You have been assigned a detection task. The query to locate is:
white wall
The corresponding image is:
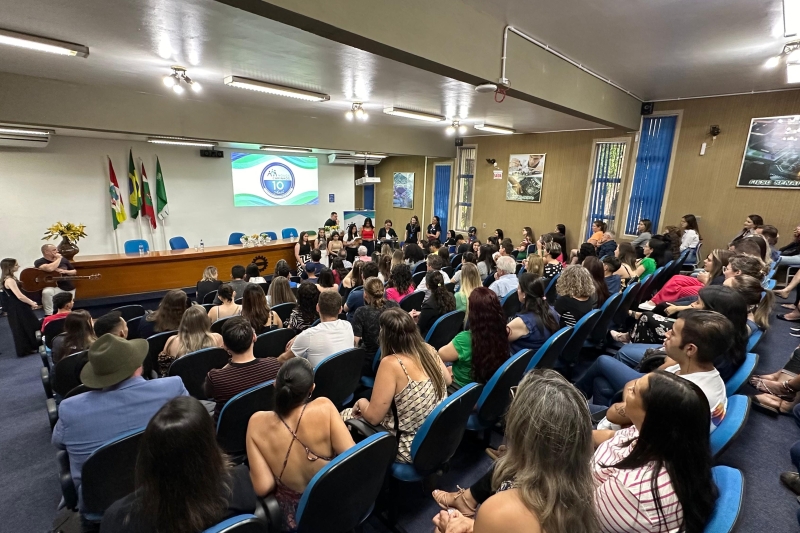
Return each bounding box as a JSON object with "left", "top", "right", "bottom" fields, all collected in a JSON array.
[{"left": 0, "top": 136, "right": 355, "bottom": 267}]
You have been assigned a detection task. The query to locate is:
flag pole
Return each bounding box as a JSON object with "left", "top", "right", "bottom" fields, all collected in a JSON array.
[
  {"left": 114, "top": 228, "right": 120, "bottom": 255},
  {"left": 136, "top": 158, "right": 146, "bottom": 245}
]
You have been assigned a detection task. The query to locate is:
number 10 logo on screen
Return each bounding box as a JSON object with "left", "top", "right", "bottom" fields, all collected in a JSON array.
[{"left": 260, "top": 162, "right": 295, "bottom": 199}]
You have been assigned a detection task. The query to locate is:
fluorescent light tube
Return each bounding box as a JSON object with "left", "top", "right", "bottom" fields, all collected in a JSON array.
[
  {"left": 148, "top": 137, "right": 216, "bottom": 147},
  {"left": 354, "top": 153, "right": 387, "bottom": 158},
  {"left": 0, "top": 126, "right": 51, "bottom": 136},
  {"left": 785, "top": 0, "right": 800, "bottom": 37},
  {"left": 788, "top": 63, "right": 800, "bottom": 83},
  {"left": 259, "top": 145, "right": 313, "bottom": 153},
  {"left": 473, "top": 123, "right": 515, "bottom": 134},
  {"left": 224, "top": 76, "right": 330, "bottom": 102},
  {"left": 0, "top": 29, "right": 88, "bottom": 57},
  {"left": 383, "top": 107, "right": 445, "bottom": 122}
]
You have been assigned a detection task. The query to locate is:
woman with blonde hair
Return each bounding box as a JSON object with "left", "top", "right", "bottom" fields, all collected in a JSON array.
[
  {"left": 159, "top": 305, "right": 223, "bottom": 376},
  {"left": 523, "top": 253, "right": 544, "bottom": 278},
  {"left": 267, "top": 276, "right": 296, "bottom": 307},
  {"left": 391, "top": 249, "right": 404, "bottom": 270},
  {"left": 342, "top": 307, "right": 450, "bottom": 463},
  {"left": 455, "top": 263, "right": 482, "bottom": 316},
  {"left": 196, "top": 266, "right": 222, "bottom": 304},
  {"left": 377, "top": 253, "right": 392, "bottom": 282},
  {"left": 554, "top": 265, "right": 596, "bottom": 327},
  {"left": 432, "top": 370, "right": 597, "bottom": 533},
  {"left": 242, "top": 284, "right": 282, "bottom": 335}
]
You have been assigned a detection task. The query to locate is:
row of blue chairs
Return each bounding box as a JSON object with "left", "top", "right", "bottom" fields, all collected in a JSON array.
[{"left": 120, "top": 229, "right": 301, "bottom": 254}]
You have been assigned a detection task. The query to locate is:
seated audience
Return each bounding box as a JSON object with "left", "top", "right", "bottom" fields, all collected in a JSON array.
[
  {"left": 630, "top": 218, "right": 653, "bottom": 251},
  {"left": 542, "top": 242, "right": 563, "bottom": 279},
  {"left": 342, "top": 308, "right": 449, "bottom": 462},
  {"left": 330, "top": 257, "right": 349, "bottom": 286},
  {"left": 159, "top": 305, "right": 223, "bottom": 376},
  {"left": 208, "top": 284, "right": 242, "bottom": 322},
  {"left": 391, "top": 249, "right": 405, "bottom": 270},
  {"left": 316, "top": 268, "right": 338, "bottom": 293},
  {"left": 583, "top": 256, "right": 610, "bottom": 307},
  {"left": 758, "top": 224, "right": 781, "bottom": 263},
  {"left": 139, "top": 290, "right": 189, "bottom": 339},
  {"left": 42, "top": 292, "right": 74, "bottom": 331},
  {"left": 242, "top": 284, "right": 282, "bottom": 335},
  {"left": 552, "top": 223, "right": 568, "bottom": 253},
  {"left": 245, "top": 263, "right": 267, "bottom": 284},
  {"left": 352, "top": 277, "right": 400, "bottom": 375},
  {"left": 93, "top": 311, "right": 128, "bottom": 339},
  {"left": 355, "top": 245, "right": 372, "bottom": 262},
  {"left": 278, "top": 291, "right": 353, "bottom": 367},
  {"left": 477, "top": 244, "right": 495, "bottom": 281},
  {"left": 633, "top": 239, "right": 664, "bottom": 278},
  {"left": 455, "top": 263, "right": 482, "bottom": 317},
  {"left": 303, "top": 250, "right": 324, "bottom": 281},
  {"left": 750, "top": 346, "right": 800, "bottom": 414},
  {"left": 456, "top": 234, "right": 469, "bottom": 254},
  {"left": 576, "top": 242, "right": 597, "bottom": 265},
  {"left": 554, "top": 265, "right": 596, "bottom": 327},
  {"left": 488, "top": 256, "right": 519, "bottom": 298},
  {"left": 213, "top": 265, "right": 251, "bottom": 305},
  {"left": 508, "top": 273, "right": 560, "bottom": 353},
  {"left": 597, "top": 230, "right": 617, "bottom": 259},
  {"left": 344, "top": 262, "right": 380, "bottom": 320},
  {"left": 569, "top": 220, "right": 606, "bottom": 263},
  {"left": 341, "top": 260, "right": 364, "bottom": 290},
  {"left": 777, "top": 224, "right": 800, "bottom": 269},
  {"left": 196, "top": 266, "right": 223, "bottom": 304},
  {"left": 437, "top": 246, "right": 451, "bottom": 267},
  {"left": 449, "top": 252, "right": 476, "bottom": 286},
  {"left": 602, "top": 256, "right": 622, "bottom": 294},
  {"left": 638, "top": 249, "right": 733, "bottom": 308},
  {"left": 415, "top": 254, "right": 452, "bottom": 293},
  {"left": 285, "top": 282, "right": 320, "bottom": 333},
  {"left": 679, "top": 214, "right": 701, "bottom": 251},
  {"left": 614, "top": 243, "right": 637, "bottom": 287},
  {"left": 246, "top": 359, "right": 355, "bottom": 531},
  {"left": 729, "top": 214, "right": 762, "bottom": 247},
  {"left": 101, "top": 396, "right": 256, "bottom": 533},
  {"left": 431, "top": 370, "right": 597, "bottom": 533},
  {"left": 377, "top": 253, "right": 392, "bottom": 282},
  {"left": 52, "top": 334, "right": 188, "bottom": 514},
  {"left": 403, "top": 243, "right": 426, "bottom": 269},
  {"left": 515, "top": 226, "right": 535, "bottom": 255},
  {"left": 522, "top": 253, "right": 544, "bottom": 278},
  {"left": 52, "top": 309, "right": 96, "bottom": 364},
  {"left": 439, "top": 288, "right": 510, "bottom": 391},
  {"left": 415, "top": 271, "right": 457, "bottom": 337},
  {"left": 205, "top": 317, "right": 281, "bottom": 420},
  {"left": 724, "top": 274, "right": 774, "bottom": 329},
  {"left": 386, "top": 264, "right": 415, "bottom": 303},
  {"left": 273, "top": 260, "right": 297, "bottom": 289},
  {"left": 267, "top": 276, "right": 296, "bottom": 307},
  {"left": 337, "top": 248, "right": 353, "bottom": 269}
]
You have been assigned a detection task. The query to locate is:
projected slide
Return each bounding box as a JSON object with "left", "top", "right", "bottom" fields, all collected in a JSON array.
[{"left": 231, "top": 152, "right": 319, "bottom": 206}]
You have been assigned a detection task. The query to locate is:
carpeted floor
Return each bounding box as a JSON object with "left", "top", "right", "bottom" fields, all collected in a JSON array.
[{"left": 1, "top": 294, "right": 799, "bottom": 532}]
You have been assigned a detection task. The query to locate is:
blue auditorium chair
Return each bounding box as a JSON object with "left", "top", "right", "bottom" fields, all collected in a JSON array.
[
  {"left": 202, "top": 514, "right": 268, "bottom": 533},
  {"left": 263, "top": 231, "right": 278, "bottom": 240},
  {"left": 524, "top": 326, "right": 572, "bottom": 372},
  {"left": 253, "top": 328, "right": 296, "bottom": 359},
  {"left": 228, "top": 232, "right": 245, "bottom": 245},
  {"left": 703, "top": 466, "right": 744, "bottom": 533},
  {"left": 725, "top": 352, "right": 758, "bottom": 396},
  {"left": 710, "top": 395, "right": 750, "bottom": 458},
  {"left": 216, "top": 381, "right": 275, "bottom": 460},
  {"left": 124, "top": 239, "right": 149, "bottom": 253},
  {"left": 282, "top": 228, "right": 298, "bottom": 239},
  {"left": 424, "top": 310, "right": 465, "bottom": 351},
  {"left": 311, "top": 348, "right": 364, "bottom": 408},
  {"left": 167, "top": 347, "right": 229, "bottom": 399}
]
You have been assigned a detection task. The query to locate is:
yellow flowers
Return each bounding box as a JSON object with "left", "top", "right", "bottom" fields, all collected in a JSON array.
[{"left": 43, "top": 222, "right": 87, "bottom": 242}]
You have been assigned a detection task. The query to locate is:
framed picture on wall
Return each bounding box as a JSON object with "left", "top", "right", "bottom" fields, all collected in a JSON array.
[
  {"left": 506, "top": 154, "right": 546, "bottom": 202},
  {"left": 393, "top": 172, "right": 415, "bottom": 208},
  {"left": 737, "top": 115, "right": 800, "bottom": 189}
]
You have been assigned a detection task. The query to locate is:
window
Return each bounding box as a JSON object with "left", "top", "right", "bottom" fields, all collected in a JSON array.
[
  {"left": 585, "top": 141, "right": 627, "bottom": 239},
  {"left": 624, "top": 115, "right": 678, "bottom": 235},
  {"left": 453, "top": 146, "right": 476, "bottom": 231}
]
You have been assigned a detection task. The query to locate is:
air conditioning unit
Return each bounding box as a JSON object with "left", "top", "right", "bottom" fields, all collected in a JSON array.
[
  {"left": 0, "top": 133, "right": 50, "bottom": 148},
  {"left": 327, "top": 153, "right": 384, "bottom": 166}
]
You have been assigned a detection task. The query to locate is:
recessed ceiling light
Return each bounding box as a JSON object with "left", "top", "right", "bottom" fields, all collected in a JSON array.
[
  {"left": 383, "top": 107, "right": 446, "bottom": 122},
  {"left": 474, "top": 123, "right": 515, "bottom": 135},
  {"left": 354, "top": 153, "right": 387, "bottom": 158},
  {"left": 148, "top": 137, "right": 216, "bottom": 147},
  {"left": 765, "top": 56, "right": 781, "bottom": 69},
  {"left": 259, "top": 145, "right": 313, "bottom": 153},
  {"left": 0, "top": 28, "right": 89, "bottom": 57},
  {"left": 0, "top": 126, "right": 52, "bottom": 136},
  {"left": 788, "top": 63, "right": 800, "bottom": 83},
  {"left": 224, "top": 76, "right": 330, "bottom": 102}
]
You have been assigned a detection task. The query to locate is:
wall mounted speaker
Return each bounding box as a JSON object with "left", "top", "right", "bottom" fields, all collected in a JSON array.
[
  {"left": 641, "top": 102, "right": 654, "bottom": 115},
  {"left": 200, "top": 149, "right": 224, "bottom": 158}
]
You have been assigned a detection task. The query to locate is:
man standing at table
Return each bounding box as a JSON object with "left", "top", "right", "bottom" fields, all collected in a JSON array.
[
  {"left": 324, "top": 212, "right": 339, "bottom": 228},
  {"left": 34, "top": 244, "right": 77, "bottom": 316}
]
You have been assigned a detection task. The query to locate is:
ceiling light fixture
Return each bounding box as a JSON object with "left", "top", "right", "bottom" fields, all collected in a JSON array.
[
  {"left": 259, "top": 145, "right": 313, "bottom": 153},
  {"left": 148, "top": 137, "right": 216, "bottom": 147},
  {"left": 785, "top": 0, "right": 800, "bottom": 37},
  {"left": 224, "top": 76, "right": 330, "bottom": 102},
  {"left": 354, "top": 153, "right": 387, "bottom": 158},
  {"left": 445, "top": 120, "right": 467, "bottom": 135},
  {"left": 474, "top": 123, "right": 516, "bottom": 135},
  {"left": 0, "top": 28, "right": 89, "bottom": 57},
  {"left": 0, "top": 126, "right": 52, "bottom": 136},
  {"left": 346, "top": 103, "right": 368, "bottom": 121},
  {"left": 765, "top": 56, "right": 781, "bottom": 69},
  {"left": 383, "top": 107, "right": 446, "bottom": 123},
  {"left": 163, "top": 66, "right": 201, "bottom": 94}
]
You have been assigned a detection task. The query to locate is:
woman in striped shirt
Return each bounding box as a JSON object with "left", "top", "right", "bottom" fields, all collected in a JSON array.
[{"left": 593, "top": 370, "right": 717, "bottom": 533}]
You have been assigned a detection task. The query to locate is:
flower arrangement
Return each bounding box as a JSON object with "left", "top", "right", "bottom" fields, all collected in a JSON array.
[
  {"left": 240, "top": 233, "right": 272, "bottom": 247},
  {"left": 42, "top": 222, "right": 87, "bottom": 243}
]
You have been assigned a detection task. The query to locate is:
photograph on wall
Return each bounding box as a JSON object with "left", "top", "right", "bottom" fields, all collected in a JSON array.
[
  {"left": 506, "top": 154, "right": 546, "bottom": 202},
  {"left": 738, "top": 115, "right": 800, "bottom": 189},
  {"left": 393, "top": 172, "right": 415, "bottom": 209}
]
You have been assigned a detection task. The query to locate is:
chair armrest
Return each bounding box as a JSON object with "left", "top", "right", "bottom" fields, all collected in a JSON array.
[
  {"left": 57, "top": 450, "right": 78, "bottom": 511},
  {"left": 254, "top": 496, "right": 282, "bottom": 533},
  {"left": 41, "top": 366, "right": 53, "bottom": 399},
  {"left": 47, "top": 398, "right": 58, "bottom": 431},
  {"left": 345, "top": 418, "right": 386, "bottom": 443}
]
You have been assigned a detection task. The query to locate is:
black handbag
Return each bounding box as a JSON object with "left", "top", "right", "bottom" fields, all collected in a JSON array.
[{"left": 636, "top": 347, "right": 667, "bottom": 373}]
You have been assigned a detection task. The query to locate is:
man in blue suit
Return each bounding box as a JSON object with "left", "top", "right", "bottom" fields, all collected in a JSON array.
[{"left": 52, "top": 333, "right": 188, "bottom": 516}]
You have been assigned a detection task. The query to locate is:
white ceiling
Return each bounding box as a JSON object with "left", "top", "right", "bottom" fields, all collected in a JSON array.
[
  {"left": 467, "top": 0, "right": 794, "bottom": 100},
  {"left": 0, "top": 0, "right": 608, "bottom": 139}
]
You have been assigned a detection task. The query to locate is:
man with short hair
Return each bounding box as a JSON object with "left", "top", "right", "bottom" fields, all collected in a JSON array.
[
  {"left": 278, "top": 291, "right": 354, "bottom": 367},
  {"left": 304, "top": 249, "right": 323, "bottom": 282},
  {"left": 337, "top": 249, "right": 353, "bottom": 269},
  {"left": 214, "top": 265, "right": 251, "bottom": 304},
  {"left": 34, "top": 244, "right": 78, "bottom": 315},
  {"left": 204, "top": 317, "right": 281, "bottom": 420},
  {"left": 597, "top": 231, "right": 617, "bottom": 258},
  {"left": 489, "top": 256, "right": 519, "bottom": 298},
  {"left": 324, "top": 212, "right": 339, "bottom": 228},
  {"left": 455, "top": 234, "right": 469, "bottom": 254},
  {"left": 52, "top": 334, "right": 188, "bottom": 514},
  {"left": 344, "top": 262, "right": 379, "bottom": 320},
  {"left": 93, "top": 311, "right": 128, "bottom": 338},
  {"left": 41, "top": 292, "right": 74, "bottom": 331},
  {"left": 414, "top": 254, "right": 451, "bottom": 293}
]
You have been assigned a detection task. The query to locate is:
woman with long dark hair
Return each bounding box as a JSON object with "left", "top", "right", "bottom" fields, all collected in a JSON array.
[
  {"left": 593, "top": 371, "right": 717, "bottom": 533},
  {"left": 360, "top": 217, "right": 376, "bottom": 256},
  {"left": 405, "top": 215, "right": 421, "bottom": 245},
  {"left": 615, "top": 242, "right": 637, "bottom": 287},
  {"left": 680, "top": 214, "right": 701, "bottom": 252},
  {"left": 316, "top": 269, "right": 338, "bottom": 293},
  {"left": 477, "top": 244, "right": 496, "bottom": 281},
  {"left": 415, "top": 271, "right": 456, "bottom": 337},
  {"left": 342, "top": 260, "right": 364, "bottom": 290},
  {"left": 247, "top": 359, "right": 354, "bottom": 532},
  {"left": 52, "top": 310, "right": 96, "bottom": 364},
  {"left": 208, "top": 284, "right": 241, "bottom": 321},
  {"left": 377, "top": 253, "right": 392, "bottom": 282},
  {"left": 386, "top": 264, "right": 414, "bottom": 303},
  {"left": 633, "top": 239, "right": 664, "bottom": 278},
  {"left": 285, "top": 282, "right": 319, "bottom": 333},
  {"left": 343, "top": 224, "right": 360, "bottom": 264},
  {"left": 353, "top": 277, "right": 399, "bottom": 375},
  {"left": 244, "top": 263, "right": 266, "bottom": 284},
  {"left": 1, "top": 258, "right": 42, "bottom": 356},
  {"left": 426, "top": 216, "right": 442, "bottom": 244},
  {"left": 241, "top": 284, "right": 282, "bottom": 335},
  {"left": 516, "top": 226, "right": 535, "bottom": 255},
  {"left": 730, "top": 214, "right": 763, "bottom": 247},
  {"left": 583, "top": 256, "right": 610, "bottom": 307},
  {"left": 330, "top": 257, "right": 348, "bottom": 286},
  {"left": 101, "top": 396, "right": 257, "bottom": 533},
  {"left": 630, "top": 219, "right": 653, "bottom": 250},
  {"left": 507, "top": 273, "right": 560, "bottom": 353},
  {"left": 439, "top": 288, "right": 510, "bottom": 391},
  {"left": 139, "top": 290, "right": 189, "bottom": 339},
  {"left": 450, "top": 251, "right": 477, "bottom": 286},
  {"left": 294, "top": 231, "right": 316, "bottom": 272},
  {"left": 637, "top": 249, "right": 733, "bottom": 309}
]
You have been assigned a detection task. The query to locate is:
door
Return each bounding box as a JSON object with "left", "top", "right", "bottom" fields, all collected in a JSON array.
[{"left": 433, "top": 164, "right": 452, "bottom": 239}]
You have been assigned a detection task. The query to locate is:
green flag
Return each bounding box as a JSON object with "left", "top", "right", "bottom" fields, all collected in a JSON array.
[
  {"left": 155, "top": 157, "right": 169, "bottom": 221},
  {"left": 128, "top": 149, "right": 140, "bottom": 219}
]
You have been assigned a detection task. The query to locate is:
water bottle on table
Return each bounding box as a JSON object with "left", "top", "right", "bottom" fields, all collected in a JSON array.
[
  {"left": 138, "top": 244, "right": 144, "bottom": 256},
  {"left": 200, "top": 239, "right": 205, "bottom": 252}
]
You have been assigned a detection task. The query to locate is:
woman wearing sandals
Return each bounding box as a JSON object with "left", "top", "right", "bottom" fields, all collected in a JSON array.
[{"left": 750, "top": 345, "right": 800, "bottom": 415}]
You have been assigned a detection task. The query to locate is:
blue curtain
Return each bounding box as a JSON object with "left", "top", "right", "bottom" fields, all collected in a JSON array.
[
  {"left": 433, "top": 165, "right": 452, "bottom": 239},
  {"left": 625, "top": 115, "right": 678, "bottom": 234},
  {"left": 363, "top": 165, "right": 375, "bottom": 209},
  {"left": 586, "top": 142, "right": 625, "bottom": 240}
]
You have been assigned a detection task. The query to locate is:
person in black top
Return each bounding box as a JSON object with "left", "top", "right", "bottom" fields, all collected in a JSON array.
[
  {"left": 100, "top": 396, "right": 256, "bottom": 533},
  {"left": 196, "top": 266, "right": 223, "bottom": 304},
  {"left": 467, "top": 226, "right": 478, "bottom": 243},
  {"left": 323, "top": 211, "right": 339, "bottom": 228},
  {"left": 426, "top": 216, "right": 442, "bottom": 244},
  {"left": 378, "top": 219, "right": 399, "bottom": 248},
  {"left": 34, "top": 243, "right": 77, "bottom": 315},
  {"left": 405, "top": 215, "right": 421, "bottom": 245}
]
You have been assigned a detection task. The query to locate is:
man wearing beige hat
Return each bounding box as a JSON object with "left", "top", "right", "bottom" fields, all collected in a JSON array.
[{"left": 52, "top": 333, "right": 188, "bottom": 513}]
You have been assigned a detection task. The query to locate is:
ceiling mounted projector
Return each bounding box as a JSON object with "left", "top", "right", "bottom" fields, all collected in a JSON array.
[{"left": 475, "top": 83, "right": 498, "bottom": 93}]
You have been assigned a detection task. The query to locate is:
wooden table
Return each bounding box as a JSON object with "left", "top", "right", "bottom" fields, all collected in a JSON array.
[{"left": 71, "top": 240, "right": 296, "bottom": 299}]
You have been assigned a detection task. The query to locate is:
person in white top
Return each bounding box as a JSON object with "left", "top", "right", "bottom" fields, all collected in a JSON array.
[
  {"left": 679, "top": 214, "right": 701, "bottom": 252},
  {"left": 414, "top": 254, "right": 451, "bottom": 293},
  {"left": 488, "top": 256, "right": 520, "bottom": 298},
  {"left": 277, "top": 291, "right": 353, "bottom": 367}
]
